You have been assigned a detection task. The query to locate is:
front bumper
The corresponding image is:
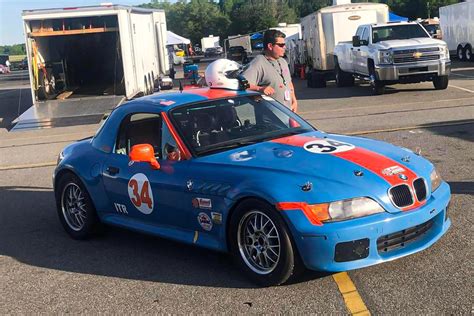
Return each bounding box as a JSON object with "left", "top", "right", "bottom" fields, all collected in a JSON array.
[
  {"left": 285, "top": 181, "right": 451, "bottom": 272},
  {"left": 375, "top": 59, "right": 451, "bottom": 81}
]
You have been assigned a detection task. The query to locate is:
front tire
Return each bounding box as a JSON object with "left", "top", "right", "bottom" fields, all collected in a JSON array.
[
  {"left": 433, "top": 75, "right": 449, "bottom": 90},
  {"left": 369, "top": 66, "right": 385, "bottom": 95},
  {"left": 229, "top": 199, "right": 298, "bottom": 286},
  {"left": 55, "top": 173, "right": 100, "bottom": 240}
]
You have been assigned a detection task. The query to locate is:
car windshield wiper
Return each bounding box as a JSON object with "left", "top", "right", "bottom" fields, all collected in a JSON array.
[{"left": 197, "top": 140, "right": 259, "bottom": 156}]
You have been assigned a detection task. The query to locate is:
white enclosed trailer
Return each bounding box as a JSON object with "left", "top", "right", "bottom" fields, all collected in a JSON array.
[
  {"left": 301, "top": 2, "right": 388, "bottom": 87},
  {"left": 201, "top": 35, "right": 220, "bottom": 52},
  {"left": 21, "top": 5, "right": 169, "bottom": 111},
  {"left": 439, "top": 0, "right": 474, "bottom": 61},
  {"left": 227, "top": 35, "right": 252, "bottom": 53}
]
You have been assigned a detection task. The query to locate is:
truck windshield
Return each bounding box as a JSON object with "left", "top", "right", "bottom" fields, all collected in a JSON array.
[{"left": 372, "top": 25, "right": 430, "bottom": 43}]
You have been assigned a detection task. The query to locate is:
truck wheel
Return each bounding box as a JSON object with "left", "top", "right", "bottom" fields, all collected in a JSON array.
[
  {"left": 433, "top": 75, "right": 449, "bottom": 90},
  {"left": 457, "top": 46, "right": 465, "bottom": 61},
  {"left": 369, "top": 68, "right": 385, "bottom": 95},
  {"left": 37, "top": 70, "right": 57, "bottom": 100},
  {"left": 229, "top": 198, "right": 300, "bottom": 286},
  {"left": 464, "top": 45, "right": 473, "bottom": 61},
  {"left": 313, "top": 72, "right": 326, "bottom": 88},
  {"left": 306, "top": 72, "right": 314, "bottom": 88},
  {"left": 335, "top": 63, "right": 354, "bottom": 87}
]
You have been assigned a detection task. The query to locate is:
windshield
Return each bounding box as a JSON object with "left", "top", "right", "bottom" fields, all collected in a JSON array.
[
  {"left": 372, "top": 24, "right": 430, "bottom": 43},
  {"left": 170, "top": 95, "right": 314, "bottom": 156}
]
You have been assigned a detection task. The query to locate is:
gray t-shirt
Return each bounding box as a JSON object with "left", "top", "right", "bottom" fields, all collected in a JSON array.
[{"left": 242, "top": 55, "right": 292, "bottom": 108}]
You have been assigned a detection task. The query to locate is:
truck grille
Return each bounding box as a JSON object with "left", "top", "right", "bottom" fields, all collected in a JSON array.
[
  {"left": 393, "top": 47, "right": 440, "bottom": 64},
  {"left": 389, "top": 178, "right": 428, "bottom": 209},
  {"left": 377, "top": 218, "right": 434, "bottom": 252}
]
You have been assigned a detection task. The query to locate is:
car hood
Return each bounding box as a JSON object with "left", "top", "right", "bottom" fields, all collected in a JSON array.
[
  {"left": 196, "top": 131, "right": 432, "bottom": 210},
  {"left": 377, "top": 37, "right": 444, "bottom": 49}
]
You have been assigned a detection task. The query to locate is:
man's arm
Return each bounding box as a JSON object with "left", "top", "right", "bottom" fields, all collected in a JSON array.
[{"left": 289, "top": 81, "right": 298, "bottom": 113}]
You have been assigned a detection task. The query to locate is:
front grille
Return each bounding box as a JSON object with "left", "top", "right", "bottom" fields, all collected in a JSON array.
[
  {"left": 393, "top": 47, "right": 440, "bottom": 64},
  {"left": 377, "top": 219, "right": 434, "bottom": 252},
  {"left": 389, "top": 184, "right": 413, "bottom": 207},
  {"left": 413, "top": 178, "right": 427, "bottom": 202}
]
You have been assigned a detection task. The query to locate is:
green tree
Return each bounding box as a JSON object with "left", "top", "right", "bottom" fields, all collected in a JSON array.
[{"left": 229, "top": 0, "right": 298, "bottom": 35}]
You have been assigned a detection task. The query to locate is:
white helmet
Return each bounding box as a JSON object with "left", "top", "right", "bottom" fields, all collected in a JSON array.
[{"left": 205, "top": 58, "right": 249, "bottom": 90}]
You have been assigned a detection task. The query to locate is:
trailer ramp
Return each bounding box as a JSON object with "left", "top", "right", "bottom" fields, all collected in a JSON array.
[{"left": 11, "top": 95, "right": 124, "bottom": 131}]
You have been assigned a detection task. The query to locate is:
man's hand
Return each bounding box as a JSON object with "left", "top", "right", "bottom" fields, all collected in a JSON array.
[
  {"left": 291, "top": 99, "right": 298, "bottom": 113},
  {"left": 259, "top": 85, "right": 275, "bottom": 96}
]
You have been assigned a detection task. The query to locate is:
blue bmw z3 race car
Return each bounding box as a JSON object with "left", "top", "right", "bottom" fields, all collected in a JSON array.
[{"left": 53, "top": 60, "right": 451, "bottom": 286}]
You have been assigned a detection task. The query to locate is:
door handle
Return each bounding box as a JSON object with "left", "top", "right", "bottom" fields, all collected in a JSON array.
[
  {"left": 357, "top": 49, "right": 361, "bottom": 51},
  {"left": 106, "top": 166, "right": 120, "bottom": 175}
]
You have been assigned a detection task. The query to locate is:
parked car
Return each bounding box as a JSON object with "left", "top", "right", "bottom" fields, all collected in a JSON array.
[
  {"left": 0, "top": 64, "right": 10, "bottom": 74},
  {"left": 204, "top": 47, "right": 221, "bottom": 57},
  {"left": 227, "top": 46, "right": 249, "bottom": 64},
  {"left": 53, "top": 60, "right": 451, "bottom": 286},
  {"left": 17, "top": 57, "right": 28, "bottom": 70}
]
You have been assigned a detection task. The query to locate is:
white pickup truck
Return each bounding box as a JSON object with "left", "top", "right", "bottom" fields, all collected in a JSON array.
[{"left": 334, "top": 22, "right": 451, "bottom": 94}]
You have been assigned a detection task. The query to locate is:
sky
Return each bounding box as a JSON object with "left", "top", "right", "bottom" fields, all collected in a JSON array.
[{"left": 0, "top": 0, "right": 150, "bottom": 45}]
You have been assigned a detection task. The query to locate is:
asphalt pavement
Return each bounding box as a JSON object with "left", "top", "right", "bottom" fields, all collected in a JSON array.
[{"left": 0, "top": 60, "right": 472, "bottom": 313}]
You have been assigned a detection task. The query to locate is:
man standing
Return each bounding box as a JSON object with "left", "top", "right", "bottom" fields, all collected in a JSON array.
[{"left": 243, "top": 30, "right": 297, "bottom": 112}]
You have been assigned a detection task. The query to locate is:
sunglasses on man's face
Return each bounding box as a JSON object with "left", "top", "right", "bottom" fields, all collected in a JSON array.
[{"left": 273, "top": 43, "right": 286, "bottom": 47}]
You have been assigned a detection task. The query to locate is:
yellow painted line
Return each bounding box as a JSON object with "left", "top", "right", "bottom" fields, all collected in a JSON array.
[
  {"left": 345, "top": 120, "right": 474, "bottom": 136},
  {"left": 0, "top": 161, "right": 56, "bottom": 171},
  {"left": 193, "top": 231, "right": 199, "bottom": 243},
  {"left": 333, "top": 272, "right": 370, "bottom": 315}
]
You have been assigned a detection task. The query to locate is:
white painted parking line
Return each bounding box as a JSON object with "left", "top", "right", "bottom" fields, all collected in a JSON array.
[
  {"left": 449, "top": 84, "right": 474, "bottom": 93},
  {"left": 450, "top": 73, "right": 474, "bottom": 78}
]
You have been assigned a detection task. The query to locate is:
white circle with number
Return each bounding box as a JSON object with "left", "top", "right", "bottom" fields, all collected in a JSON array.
[
  {"left": 303, "top": 139, "right": 355, "bottom": 154},
  {"left": 127, "top": 173, "right": 154, "bottom": 214}
]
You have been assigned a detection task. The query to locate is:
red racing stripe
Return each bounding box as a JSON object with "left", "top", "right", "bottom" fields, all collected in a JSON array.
[
  {"left": 272, "top": 135, "right": 425, "bottom": 211},
  {"left": 184, "top": 88, "right": 239, "bottom": 99}
]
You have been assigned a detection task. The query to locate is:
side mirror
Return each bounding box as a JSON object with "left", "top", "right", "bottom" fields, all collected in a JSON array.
[
  {"left": 129, "top": 144, "right": 160, "bottom": 170},
  {"left": 352, "top": 36, "right": 361, "bottom": 47}
]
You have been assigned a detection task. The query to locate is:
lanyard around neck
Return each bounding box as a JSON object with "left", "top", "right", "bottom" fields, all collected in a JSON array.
[{"left": 265, "top": 57, "right": 287, "bottom": 86}]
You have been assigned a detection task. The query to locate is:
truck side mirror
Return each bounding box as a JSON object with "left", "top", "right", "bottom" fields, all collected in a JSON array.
[{"left": 352, "top": 36, "right": 361, "bottom": 47}]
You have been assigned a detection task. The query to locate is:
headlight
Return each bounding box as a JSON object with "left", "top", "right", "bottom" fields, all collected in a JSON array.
[
  {"left": 440, "top": 45, "right": 449, "bottom": 59},
  {"left": 430, "top": 168, "right": 442, "bottom": 192},
  {"left": 307, "top": 197, "right": 385, "bottom": 223},
  {"left": 379, "top": 50, "right": 393, "bottom": 65},
  {"left": 56, "top": 151, "right": 64, "bottom": 165}
]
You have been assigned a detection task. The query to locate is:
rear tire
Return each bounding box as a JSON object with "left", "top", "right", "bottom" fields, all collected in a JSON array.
[
  {"left": 457, "top": 45, "right": 465, "bottom": 61},
  {"left": 312, "top": 71, "right": 326, "bottom": 88},
  {"left": 464, "top": 45, "right": 473, "bottom": 61},
  {"left": 433, "top": 75, "right": 449, "bottom": 90},
  {"left": 229, "top": 199, "right": 299, "bottom": 286},
  {"left": 335, "top": 62, "right": 354, "bottom": 87}
]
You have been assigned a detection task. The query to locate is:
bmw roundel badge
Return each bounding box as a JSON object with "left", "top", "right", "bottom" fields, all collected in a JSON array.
[{"left": 398, "top": 174, "right": 408, "bottom": 181}]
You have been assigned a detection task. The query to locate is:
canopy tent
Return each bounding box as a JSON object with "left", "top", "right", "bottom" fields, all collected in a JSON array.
[
  {"left": 167, "top": 31, "right": 190, "bottom": 46},
  {"left": 389, "top": 12, "right": 409, "bottom": 22}
]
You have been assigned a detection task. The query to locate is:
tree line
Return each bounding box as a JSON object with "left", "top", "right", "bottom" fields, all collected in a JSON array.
[
  {"left": 141, "top": 0, "right": 461, "bottom": 46},
  {"left": 0, "top": 0, "right": 461, "bottom": 52}
]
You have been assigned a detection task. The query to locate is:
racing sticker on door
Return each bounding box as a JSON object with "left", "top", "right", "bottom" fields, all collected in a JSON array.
[
  {"left": 128, "top": 173, "right": 154, "bottom": 214},
  {"left": 303, "top": 139, "right": 355, "bottom": 154}
]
